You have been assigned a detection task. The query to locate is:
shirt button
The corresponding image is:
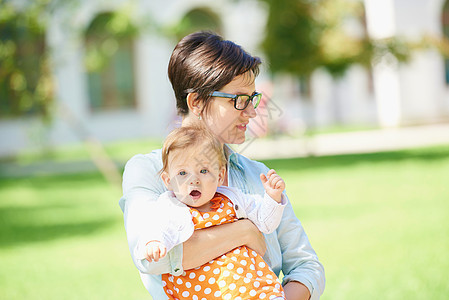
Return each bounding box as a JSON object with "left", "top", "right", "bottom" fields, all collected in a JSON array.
[{"left": 235, "top": 205, "right": 239, "bottom": 210}]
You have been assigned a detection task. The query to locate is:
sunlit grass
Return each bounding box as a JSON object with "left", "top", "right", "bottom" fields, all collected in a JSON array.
[
  {"left": 1, "top": 145, "right": 448, "bottom": 299},
  {"left": 264, "top": 146, "right": 449, "bottom": 299},
  {"left": 3, "top": 138, "right": 163, "bottom": 165},
  {"left": 0, "top": 174, "right": 149, "bottom": 300}
]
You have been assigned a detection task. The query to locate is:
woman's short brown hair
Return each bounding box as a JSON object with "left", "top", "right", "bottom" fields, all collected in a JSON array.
[{"left": 168, "top": 31, "right": 261, "bottom": 116}]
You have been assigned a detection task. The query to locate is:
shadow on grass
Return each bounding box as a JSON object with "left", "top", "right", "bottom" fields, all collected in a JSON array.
[
  {"left": 0, "top": 173, "right": 119, "bottom": 249},
  {"left": 261, "top": 146, "right": 449, "bottom": 171},
  {"left": 0, "top": 204, "right": 116, "bottom": 249}
]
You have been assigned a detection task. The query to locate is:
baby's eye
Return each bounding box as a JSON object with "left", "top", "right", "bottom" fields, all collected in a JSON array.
[
  {"left": 200, "top": 169, "right": 208, "bottom": 174},
  {"left": 178, "top": 171, "right": 186, "bottom": 176}
]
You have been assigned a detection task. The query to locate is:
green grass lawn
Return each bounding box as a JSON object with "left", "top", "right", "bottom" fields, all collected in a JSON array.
[{"left": 1, "top": 145, "right": 448, "bottom": 299}]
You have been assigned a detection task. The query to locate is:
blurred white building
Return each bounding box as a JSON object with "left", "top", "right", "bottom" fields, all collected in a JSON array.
[
  {"left": 0, "top": 0, "right": 448, "bottom": 157},
  {"left": 282, "top": 0, "right": 449, "bottom": 131}
]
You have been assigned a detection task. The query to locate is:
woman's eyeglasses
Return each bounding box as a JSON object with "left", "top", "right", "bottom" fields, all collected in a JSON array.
[{"left": 209, "top": 91, "right": 262, "bottom": 110}]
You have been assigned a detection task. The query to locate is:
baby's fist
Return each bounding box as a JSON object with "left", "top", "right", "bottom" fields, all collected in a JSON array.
[
  {"left": 260, "top": 169, "right": 285, "bottom": 202},
  {"left": 145, "top": 241, "right": 167, "bottom": 262}
]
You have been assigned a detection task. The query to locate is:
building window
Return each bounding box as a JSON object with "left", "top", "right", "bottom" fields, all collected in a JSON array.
[
  {"left": 298, "top": 76, "right": 312, "bottom": 99},
  {"left": 174, "top": 8, "right": 222, "bottom": 40},
  {"left": 84, "top": 12, "right": 137, "bottom": 111},
  {"left": 0, "top": 13, "right": 50, "bottom": 118},
  {"left": 443, "top": 1, "right": 449, "bottom": 84}
]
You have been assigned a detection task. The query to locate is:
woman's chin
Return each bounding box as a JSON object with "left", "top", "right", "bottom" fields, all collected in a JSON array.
[
  {"left": 225, "top": 139, "right": 245, "bottom": 145},
  {"left": 225, "top": 133, "right": 247, "bottom": 145},
  {"left": 233, "top": 138, "right": 246, "bottom": 145}
]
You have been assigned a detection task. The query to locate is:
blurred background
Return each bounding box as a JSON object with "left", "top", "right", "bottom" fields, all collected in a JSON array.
[{"left": 1, "top": 0, "right": 448, "bottom": 299}]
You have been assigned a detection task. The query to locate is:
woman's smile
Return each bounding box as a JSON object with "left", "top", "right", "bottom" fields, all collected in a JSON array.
[{"left": 237, "top": 122, "right": 248, "bottom": 131}]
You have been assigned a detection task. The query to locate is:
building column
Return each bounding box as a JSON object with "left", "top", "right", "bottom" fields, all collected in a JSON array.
[{"left": 364, "top": 0, "right": 402, "bottom": 127}]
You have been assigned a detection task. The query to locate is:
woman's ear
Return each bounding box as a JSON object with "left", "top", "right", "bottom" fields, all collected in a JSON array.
[
  {"left": 161, "top": 172, "right": 172, "bottom": 190},
  {"left": 186, "top": 93, "right": 203, "bottom": 117}
]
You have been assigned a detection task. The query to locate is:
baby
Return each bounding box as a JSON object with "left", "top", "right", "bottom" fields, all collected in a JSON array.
[{"left": 145, "top": 126, "right": 287, "bottom": 299}]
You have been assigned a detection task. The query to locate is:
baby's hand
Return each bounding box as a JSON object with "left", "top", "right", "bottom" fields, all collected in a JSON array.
[
  {"left": 144, "top": 241, "right": 167, "bottom": 262},
  {"left": 260, "top": 169, "right": 285, "bottom": 203}
]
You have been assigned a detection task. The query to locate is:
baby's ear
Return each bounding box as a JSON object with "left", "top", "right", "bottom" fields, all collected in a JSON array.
[
  {"left": 161, "top": 172, "right": 171, "bottom": 189},
  {"left": 218, "top": 166, "right": 226, "bottom": 186}
]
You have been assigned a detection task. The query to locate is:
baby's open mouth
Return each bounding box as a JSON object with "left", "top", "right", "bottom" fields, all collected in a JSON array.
[{"left": 189, "top": 190, "right": 201, "bottom": 200}]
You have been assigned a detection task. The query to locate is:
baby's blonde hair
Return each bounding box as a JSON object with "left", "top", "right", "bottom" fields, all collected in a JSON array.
[{"left": 161, "top": 125, "right": 226, "bottom": 174}]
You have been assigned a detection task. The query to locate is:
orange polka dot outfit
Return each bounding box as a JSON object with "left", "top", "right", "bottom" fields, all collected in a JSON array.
[{"left": 162, "top": 193, "right": 285, "bottom": 300}]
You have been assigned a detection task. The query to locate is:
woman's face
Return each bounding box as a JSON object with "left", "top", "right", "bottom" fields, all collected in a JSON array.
[{"left": 203, "top": 72, "right": 257, "bottom": 145}]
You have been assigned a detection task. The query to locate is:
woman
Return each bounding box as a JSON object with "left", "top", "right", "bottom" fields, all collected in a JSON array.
[{"left": 120, "top": 31, "right": 325, "bottom": 300}]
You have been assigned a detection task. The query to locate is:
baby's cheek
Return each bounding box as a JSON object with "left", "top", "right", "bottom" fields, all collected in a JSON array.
[
  {"left": 172, "top": 175, "right": 189, "bottom": 186},
  {"left": 174, "top": 192, "right": 190, "bottom": 204}
]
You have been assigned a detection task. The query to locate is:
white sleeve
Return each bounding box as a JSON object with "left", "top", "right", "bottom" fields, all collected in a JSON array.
[
  {"left": 234, "top": 188, "right": 288, "bottom": 234},
  {"left": 120, "top": 154, "right": 185, "bottom": 276},
  {"left": 133, "top": 193, "right": 186, "bottom": 258}
]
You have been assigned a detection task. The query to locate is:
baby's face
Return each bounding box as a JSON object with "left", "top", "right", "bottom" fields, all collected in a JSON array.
[{"left": 162, "top": 147, "right": 225, "bottom": 210}]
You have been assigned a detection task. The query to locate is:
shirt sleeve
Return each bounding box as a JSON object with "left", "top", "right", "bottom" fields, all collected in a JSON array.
[
  {"left": 252, "top": 160, "right": 325, "bottom": 299},
  {"left": 235, "top": 188, "right": 287, "bottom": 234},
  {"left": 120, "top": 153, "right": 184, "bottom": 276},
  {"left": 278, "top": 200, "right": 325, "bottom": 299}
]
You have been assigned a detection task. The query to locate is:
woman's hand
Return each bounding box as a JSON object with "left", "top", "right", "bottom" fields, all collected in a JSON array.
[{"left": 284, "top": 281, "right": 311, "bottom": 300}]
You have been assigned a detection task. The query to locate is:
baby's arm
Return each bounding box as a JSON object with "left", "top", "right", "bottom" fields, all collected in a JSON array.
[
  {"left": 145, "top": 241, "right": 167, "bottom": 262},
  {"left": 134, "top": 191, "right": 192, "bottom": 265},
  {"left": 228, "top": 169, "right": 287, "bottom": 234},
  {"left": 260, "top": 169, "right": 285, "bottom": 202}
]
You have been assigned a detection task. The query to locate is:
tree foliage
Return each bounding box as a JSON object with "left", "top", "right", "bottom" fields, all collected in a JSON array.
[
  {"left": 84, "top": 10, "right": 139, "bottom": 73},
  {"left": 0, "top": 0, "right": 138, "bottom": 119},
  {"left": 168, "top": 7, "right": 222, "bottom": 41},
  {"left": 261, "top": 0, "right": 412, "bottom": 78},
  {"left": 0, "top": 0, "right": 54, "bottom": 119}
]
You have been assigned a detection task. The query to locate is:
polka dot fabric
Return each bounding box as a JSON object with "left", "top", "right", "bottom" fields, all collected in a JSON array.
[{"left": 162, "top": 193, "right": 285, "bottom": 299}]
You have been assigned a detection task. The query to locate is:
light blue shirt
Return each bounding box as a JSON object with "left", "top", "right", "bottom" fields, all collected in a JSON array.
[{"left": 120, "top": 146, "right": 325, "bottom": 300}]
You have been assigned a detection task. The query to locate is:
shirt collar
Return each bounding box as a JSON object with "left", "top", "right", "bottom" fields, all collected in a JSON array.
[{"left": 223, "top": 144, "right": 242, "bottom": 169}]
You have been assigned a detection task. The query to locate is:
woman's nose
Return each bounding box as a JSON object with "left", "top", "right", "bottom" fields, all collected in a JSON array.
[{"left": 242, "top": 103, "right": 257, "bottom": 118}]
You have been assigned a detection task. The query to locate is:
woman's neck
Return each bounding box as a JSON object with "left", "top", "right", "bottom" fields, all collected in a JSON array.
[{"left": 181, "top": 114, "right": 200, "bottom": 127}]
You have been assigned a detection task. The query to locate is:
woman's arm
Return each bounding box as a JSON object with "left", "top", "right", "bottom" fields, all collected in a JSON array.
[
  {"left": 182, "top": 218, "right": 266, "bottom": 270},
  {"left": 278, "top": 201, "right": 325, "bottom": 300},
  {"left": 243, "top": 159, "right": 325, "bottom": 299}
]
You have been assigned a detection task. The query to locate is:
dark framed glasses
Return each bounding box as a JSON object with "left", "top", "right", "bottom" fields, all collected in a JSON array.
[{"left": 210, "top": 91, "right": 262, "bottom": 110}]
